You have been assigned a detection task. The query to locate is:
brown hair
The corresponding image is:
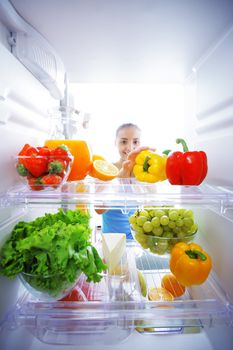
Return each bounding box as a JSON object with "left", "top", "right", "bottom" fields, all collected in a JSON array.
[{"left": 115, "top": 123, "right": 141, "bottom": 138}]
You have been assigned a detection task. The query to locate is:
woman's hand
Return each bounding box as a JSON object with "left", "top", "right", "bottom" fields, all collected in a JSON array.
[{"left": 118, "top": 146, "right": 155, "bottom": 178}]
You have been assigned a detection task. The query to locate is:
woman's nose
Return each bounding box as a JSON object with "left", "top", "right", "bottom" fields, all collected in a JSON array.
[
  {"left": 127, "top": 143, "right": 133, "bottom": 151},
  {"left": 126, "top": 143, "right": 134, "bottom": 152}
]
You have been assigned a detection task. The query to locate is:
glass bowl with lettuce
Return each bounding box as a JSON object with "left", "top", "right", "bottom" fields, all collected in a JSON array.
[
  {"left": 19, "top": 270, "right": 81, "bottom": 301},
  {"left": 0, "top": 208, "right": 106, "bottom": 301}
]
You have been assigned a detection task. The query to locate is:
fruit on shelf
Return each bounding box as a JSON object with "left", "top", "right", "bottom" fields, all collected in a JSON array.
[
  {"left": 137, "top": 270, "right": 147, "bottom": 297},
  {"left": 148, "top": 287, "right": 174, "bottom": 301},
  {"left": 15, "top": 143, "right": 73, "bottom": 190},
  {"left": 90, "top": 160, "right": 119, "bottom": 181},
  {"left": 130, "top": 207, "right": 198, "bottom": 255},
  {"left": 89, "top": 154, "right": 106, "bottom": 178},
  {"left": 161, "top": 273, "right": 186, "bottom": 297}
]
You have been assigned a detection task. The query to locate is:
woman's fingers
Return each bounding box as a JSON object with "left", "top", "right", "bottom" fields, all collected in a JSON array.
[
  {"left": 118, "top": 160, "right": 132, "bottom": 178},
  {"left": 119, "top": 146, "right": 156, "bottom": 178},
  {"left": 127, "top": 146, "right": 156, "bottom": 161}
]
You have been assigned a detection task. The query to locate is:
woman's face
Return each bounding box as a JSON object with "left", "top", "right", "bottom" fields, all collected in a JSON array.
[{"left": 115, "top": 127, "right": 141, "bottom": 161}]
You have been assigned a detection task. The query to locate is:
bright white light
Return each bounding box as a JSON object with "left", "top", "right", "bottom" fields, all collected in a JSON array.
[{"left": 70, "top": 83, "right": 184, "bottom": 162}]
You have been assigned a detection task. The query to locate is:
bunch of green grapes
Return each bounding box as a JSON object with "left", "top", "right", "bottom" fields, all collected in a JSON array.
[{"left": 129, "top": 207, "right": 198, "bottom": 255}]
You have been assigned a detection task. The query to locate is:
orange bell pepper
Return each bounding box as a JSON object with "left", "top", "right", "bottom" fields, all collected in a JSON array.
[{"left": 170, "top": 242, "right": 212, "bottom": 286}]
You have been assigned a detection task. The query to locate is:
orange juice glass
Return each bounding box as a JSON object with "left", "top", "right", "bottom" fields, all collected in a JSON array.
[{"left": 45, "top": 139, "right": 92, "bottom": 181}]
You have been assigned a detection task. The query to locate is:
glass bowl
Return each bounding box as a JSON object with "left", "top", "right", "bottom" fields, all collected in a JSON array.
[
  {"left": 13, "top": 154, "right": 73, "bottom": 191},
  {"left": 131, "top": 227, "right": 197, "bottom": 256},
  {"left": 19, "top": 270, "right": 81, "bottom": 301}
]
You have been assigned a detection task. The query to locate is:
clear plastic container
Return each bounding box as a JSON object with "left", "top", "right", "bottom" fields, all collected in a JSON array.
[{"left": 13, "top": 154, "right": 73, "bottom": 191}]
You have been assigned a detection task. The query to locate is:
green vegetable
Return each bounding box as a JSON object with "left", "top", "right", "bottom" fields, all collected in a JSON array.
[{"left": 0, "top": 208, "right": 107, "bottom": 297}]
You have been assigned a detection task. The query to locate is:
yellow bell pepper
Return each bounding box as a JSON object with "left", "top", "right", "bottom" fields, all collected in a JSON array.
[
  {"left": 133, "top": 150, "right": 167, "bottom": 183},
  {"left": 170, "top": 242, "right": 212, "bottom": 287}
]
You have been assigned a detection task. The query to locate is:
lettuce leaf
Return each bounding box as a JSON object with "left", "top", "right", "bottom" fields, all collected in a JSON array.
[{"left": 0, "top": 209, "right": 106, "bottom": 297}]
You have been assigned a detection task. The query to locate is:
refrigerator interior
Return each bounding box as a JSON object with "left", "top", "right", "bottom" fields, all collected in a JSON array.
[
  {"left": 0, "top": 181, "right": 233, "bottom": 349},
  {"left": 0, "top": 1, "right": 233, "bottom": 349}
]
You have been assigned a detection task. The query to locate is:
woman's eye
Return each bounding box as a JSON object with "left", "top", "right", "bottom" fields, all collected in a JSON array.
[
  {"left": 120, "top": 140, "right": 127, "bottom": 145},
  {"left": 134, "top": 140, "right": 140, "bottom": 145}
]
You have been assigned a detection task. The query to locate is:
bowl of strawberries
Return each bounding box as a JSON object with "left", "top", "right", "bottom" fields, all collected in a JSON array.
[{"left": 14, "top": 143, "right": 73, "bottom": 191}]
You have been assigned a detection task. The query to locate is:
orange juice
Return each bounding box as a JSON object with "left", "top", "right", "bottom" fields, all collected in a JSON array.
[
  {"left": 75, "top": 183, "right": 89, "bottom": 213},
  {"left": 45, "top": 139, "right": 92, "bottom": 181}
]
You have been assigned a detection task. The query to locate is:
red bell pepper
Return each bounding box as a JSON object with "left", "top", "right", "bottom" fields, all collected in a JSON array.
[{"left": 166, "top": 139, "right": 208, "bottom": 185}]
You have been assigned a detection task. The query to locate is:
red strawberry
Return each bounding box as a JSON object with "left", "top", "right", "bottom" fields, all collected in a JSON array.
[
  {"left": 27, "top": 176, "right": 43, "bottom": 191},
  {"left": 18, "top": 144, "right": 31, "bottom": 157},
  {"left": 41, "top": 174, "right": 63, "bottom": 188},
  {"left": 24, "top": 157, "right": 48, "bottom": 177},
  {"left": 50, "top": 144, "right": 71, "bottom": 161},
  {"left": 38, "top": 146, "right": 50, "bottom": 157},
  {"left": 47, "top": 159, "right": 66, "bottom": 174},
  {"left": 25, "top": 146, "right": 38, "bottom": 157},
  {"left": 23, "top": 147, "right": 48, "bottom": 177},
  {"left": 18, "top": 144, "right": 31, "bottom": 166}
]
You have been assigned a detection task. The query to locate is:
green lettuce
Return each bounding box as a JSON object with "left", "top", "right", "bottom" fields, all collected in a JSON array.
[{"left": 0, "top": 208, "right": 106, "bottom": 297}]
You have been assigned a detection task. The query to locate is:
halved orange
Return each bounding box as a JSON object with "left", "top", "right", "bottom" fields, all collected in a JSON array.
[
  {"left": 91, "top": 160, "right": 119, "bottom": 181},
  {"left": 161, "top": 274, "right": 186, "bottom": 298},
  {"left": 148, "top": 287, "right": 174, "bottom": 301},
  {"left": 89, "top": 155, "right": 106, "bottom": 178}
]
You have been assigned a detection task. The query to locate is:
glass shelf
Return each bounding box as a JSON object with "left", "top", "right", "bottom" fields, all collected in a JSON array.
[{"left": 2, "top": 179, "right": 233, "bottom": 216}]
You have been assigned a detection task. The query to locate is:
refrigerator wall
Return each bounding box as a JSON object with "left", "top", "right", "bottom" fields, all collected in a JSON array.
[
  {"left": 0, "top": 28, "right": 58, "bottom": 192},
  {"left": 185, "top": 26, "right": 233, "bottom": 300},
  {"left": 184, "top": 24, "right": 233, "bottom": 187},
  {"left": 184, "top": 19, "right": 233, "bottom": 326},
  {"left": 0, "top": 21, "right": 57, "bottom": 333}
]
